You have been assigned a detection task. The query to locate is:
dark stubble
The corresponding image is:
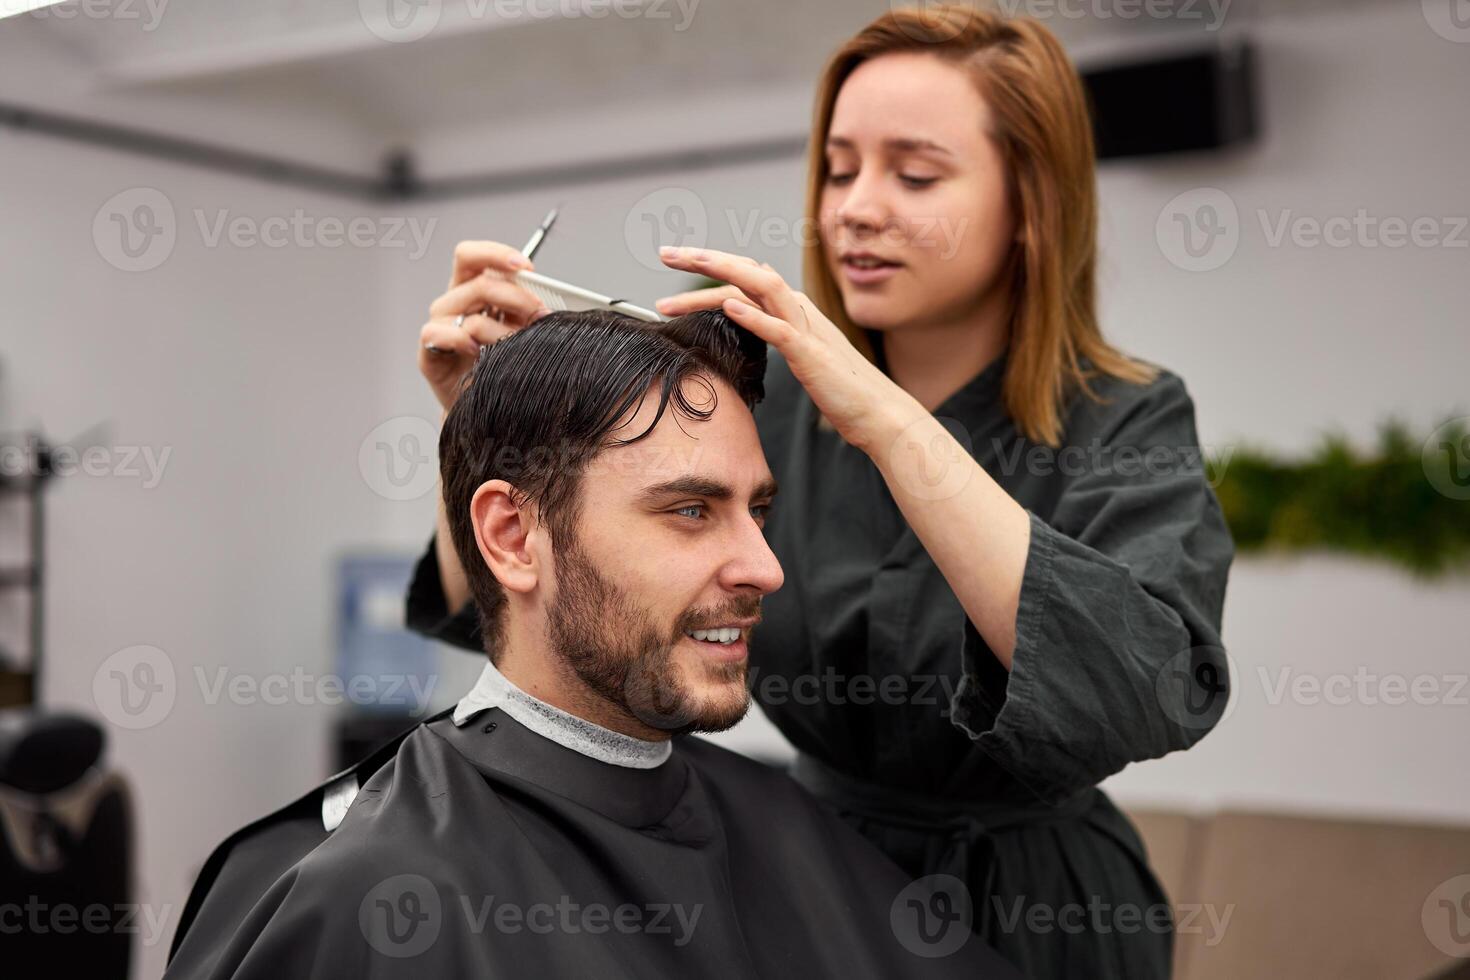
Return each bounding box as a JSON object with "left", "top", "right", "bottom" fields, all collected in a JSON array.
[{"left": 544, "top": 529, "right": 758, "bottom": 736}]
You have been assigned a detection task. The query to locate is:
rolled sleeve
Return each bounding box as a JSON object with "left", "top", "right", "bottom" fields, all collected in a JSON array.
[{"left": 950, "top": 374, "right": 1235, "bottom": 802}]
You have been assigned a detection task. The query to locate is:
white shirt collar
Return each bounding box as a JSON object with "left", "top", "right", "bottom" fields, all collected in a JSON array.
[{"left": 453, "top": 658, "right": 673, "bottom": 770}]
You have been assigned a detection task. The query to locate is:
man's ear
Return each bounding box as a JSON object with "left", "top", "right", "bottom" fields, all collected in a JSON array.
[{"left": 469, "top": 479, "right": 540, "bottom": 595}]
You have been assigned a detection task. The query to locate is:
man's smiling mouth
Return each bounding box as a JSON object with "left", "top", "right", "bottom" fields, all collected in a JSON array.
[{"left": 685, "top": 627, "right": 743, "bottom": 645}]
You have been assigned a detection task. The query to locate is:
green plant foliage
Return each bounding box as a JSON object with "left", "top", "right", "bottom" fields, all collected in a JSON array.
[{"left": 1210, "top": 417, "right": 1470, "bottom": 578}]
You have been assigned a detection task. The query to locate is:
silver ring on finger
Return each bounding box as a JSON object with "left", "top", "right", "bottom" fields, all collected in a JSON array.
[{"left": 454, "top": 313, "right": 467, "bottom": 330}]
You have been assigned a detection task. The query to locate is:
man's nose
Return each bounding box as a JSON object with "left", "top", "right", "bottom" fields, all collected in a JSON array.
[{"left": 720, "top": 518, "right": 785, "bottom": 596}]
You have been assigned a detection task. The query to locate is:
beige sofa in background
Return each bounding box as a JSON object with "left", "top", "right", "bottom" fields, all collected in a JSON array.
[{"left": 1126, "top": 807, "right": 1470, "bottom": 979}]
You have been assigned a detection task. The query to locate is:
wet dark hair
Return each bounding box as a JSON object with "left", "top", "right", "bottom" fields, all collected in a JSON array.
[{"left": 440, "top": 308, "right": 767, "bottom": 658}]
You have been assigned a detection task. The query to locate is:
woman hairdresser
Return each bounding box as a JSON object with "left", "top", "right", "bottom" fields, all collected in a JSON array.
[{"left": 406, "top": 7, "right": 1233, "bottom": 978}]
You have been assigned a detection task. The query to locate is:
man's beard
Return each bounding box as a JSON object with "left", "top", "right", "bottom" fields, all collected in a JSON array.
[{"left": 544, "top": 531, "right": 757, "bottom": 736}]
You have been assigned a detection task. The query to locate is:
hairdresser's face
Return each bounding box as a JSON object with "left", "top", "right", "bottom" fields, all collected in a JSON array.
[
  {"left": 543, "top": 376, "right": 782, "bottom": 737},
  {"left": 819, "top": 50, "right": 1016, "bottom": 333}
]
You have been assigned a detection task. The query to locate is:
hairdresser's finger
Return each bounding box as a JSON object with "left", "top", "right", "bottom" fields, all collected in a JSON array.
[
  {"left": 430, "top": 272, "right": 543, "bottom": 321},
  {"left": 456, "top": 312, "right": 522, "bottom": 348},
  {"left": 659, "top": 247, "right": 804, "bottom": 327},
  {"left": 431, "top": 274, "right": 548, "bottom": 326},
  {"left": 720, "top": 295, "right": 797, "bottom": 348},
  {"left": 448, "top": 240, "right": 534, "bottom": 288},
  {"left": 654, "top": 284, "right": 751, "bottom": 316},
  {"left": 420, "top": 313, "right": 506, "bottom": 357}
]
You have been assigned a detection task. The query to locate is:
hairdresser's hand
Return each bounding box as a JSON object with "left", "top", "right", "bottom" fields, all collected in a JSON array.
[
  {"left": 657, "top": 245, "right": 905, "bottom": 455},
  {"left": 654, "top": 276, "right": 760, "bottom": 317},
  {"left": 418, "top": 240, "right": 552, "bottom": 412}
]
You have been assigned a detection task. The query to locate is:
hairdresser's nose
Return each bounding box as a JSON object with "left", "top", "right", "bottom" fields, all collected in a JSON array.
[
  {"left": 718, "top": 515, "right": 784, "bottom": 598},
  {"left": 834, "top": 168, "right": 893, "bottom": 235}
]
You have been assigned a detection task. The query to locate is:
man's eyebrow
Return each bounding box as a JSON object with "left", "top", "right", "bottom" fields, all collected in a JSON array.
[
  {"left": 637, "top": 476, "right": 780, "bottom": 504},
  {"left": 825, "top": 135, "right": 955, "bottom": 157}
]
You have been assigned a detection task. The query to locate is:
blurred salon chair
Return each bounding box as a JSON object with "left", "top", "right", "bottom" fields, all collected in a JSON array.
[{"left": 0, "top": 709, "right": 133, "bottom": 978}]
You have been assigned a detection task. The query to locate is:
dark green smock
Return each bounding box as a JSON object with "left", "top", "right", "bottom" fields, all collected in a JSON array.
[{"left": 406, "top": 345, "right": 1235, "bottom": 980}]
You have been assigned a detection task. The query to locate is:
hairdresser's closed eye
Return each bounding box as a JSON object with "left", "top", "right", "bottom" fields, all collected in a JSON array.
[{"left": 825, "top": 171, "right": 937, "bottom": 189}]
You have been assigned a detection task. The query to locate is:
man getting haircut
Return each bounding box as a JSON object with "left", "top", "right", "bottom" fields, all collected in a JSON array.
[{"left": 164, "top": 309, "right": 1020, "bottom": 979}]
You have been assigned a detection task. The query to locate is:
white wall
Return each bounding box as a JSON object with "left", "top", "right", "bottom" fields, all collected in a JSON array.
[{"left": 0, "top": 133, "right": 408, "bottom": 977}]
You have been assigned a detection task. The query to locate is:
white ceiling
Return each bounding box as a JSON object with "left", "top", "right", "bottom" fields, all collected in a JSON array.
[
  {"left": 0, "top": 0, "right": 1398, "bottom": 182},
  {"left": 24, "top": 0, "right": 889, "bottom": 132}
]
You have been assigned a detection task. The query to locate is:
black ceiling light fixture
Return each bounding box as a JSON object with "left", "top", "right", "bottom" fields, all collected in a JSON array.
[{"left": 1083, "top": 41, "right": 1259, "bottom": 160}]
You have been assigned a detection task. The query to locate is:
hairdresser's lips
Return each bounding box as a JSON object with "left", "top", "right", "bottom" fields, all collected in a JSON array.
[{"left": 838, "top": 249, "right": 904, "bottom": 286}]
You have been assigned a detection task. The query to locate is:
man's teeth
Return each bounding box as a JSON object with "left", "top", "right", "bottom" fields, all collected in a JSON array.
[{"left": 687, "top": 627, "right": 741, "bottom": 645}]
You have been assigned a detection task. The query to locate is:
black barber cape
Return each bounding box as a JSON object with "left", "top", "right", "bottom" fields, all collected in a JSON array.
[{"left": 164, "top": 705, "right": 1021, "bottom": 978}]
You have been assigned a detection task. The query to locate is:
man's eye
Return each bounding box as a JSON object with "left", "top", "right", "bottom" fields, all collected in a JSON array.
[
  {"left": 750, "top": 504, "right": 772, "bottom": 521},
  {"left": 673, "top": 504, "right": 705, "bottom": 520}
]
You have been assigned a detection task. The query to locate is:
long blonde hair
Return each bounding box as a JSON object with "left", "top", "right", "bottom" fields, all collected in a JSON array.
[{"left": 802, "top": 4, "right": 1157, "bottom": 447}]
